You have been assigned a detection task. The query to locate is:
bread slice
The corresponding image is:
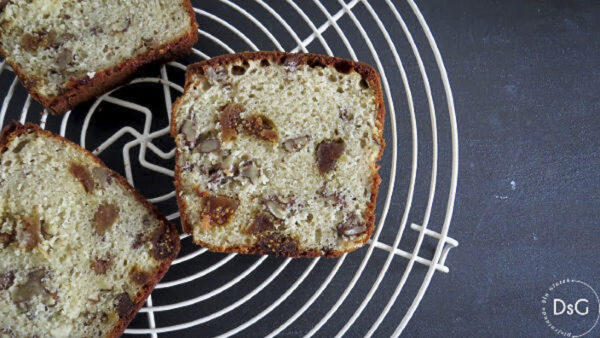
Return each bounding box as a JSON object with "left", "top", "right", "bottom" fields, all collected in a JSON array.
[
  {"left": 0, "top": 123, "right": 180, "bottom": 337},
  {"left": 171, "top": 52, "right": 385, "bottom": 257},
  {"left": 0, "top": 0, "right": 198, "bottom": 115}
]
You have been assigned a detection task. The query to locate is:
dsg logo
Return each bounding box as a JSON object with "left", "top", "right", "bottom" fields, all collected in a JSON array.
[
  {"left": 554, "top": 298, "right": 589, "bottom": 316},
  {"left": 541, "top": 279, "right": 600, "bottom": 337}
]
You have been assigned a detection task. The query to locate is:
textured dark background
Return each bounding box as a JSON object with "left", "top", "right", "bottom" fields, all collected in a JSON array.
[
  {"left": 413, "top": 0, "right": 600, "bottom": 337},
  {"left": 1, "top": 0, "right": 600, "bottom": 337}
]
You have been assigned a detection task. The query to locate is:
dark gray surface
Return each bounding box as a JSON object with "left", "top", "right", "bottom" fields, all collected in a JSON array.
[
  {"left": 407, "top": 1, "right": 600, "bottom": 337},
  {"left": 1, "top": 0, "right": 599, "bottom": 337}
]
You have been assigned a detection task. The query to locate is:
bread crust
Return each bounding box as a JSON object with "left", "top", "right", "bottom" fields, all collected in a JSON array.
[
  {"left": 0, "top": 0, "right": 198, "bottom": 115},
  {"left": 0, "top": 122, "right": 181, "bottom": 338},
  {"left": 171, "top": 51, "right": 386, "bottom": 258}
]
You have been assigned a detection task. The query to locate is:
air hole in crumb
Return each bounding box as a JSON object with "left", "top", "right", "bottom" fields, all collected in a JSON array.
[
  {"left": 359, "top": 79, "right": 369, "bottom": 89},
  {"left": 334, "top": 60, "right": 352, "bottom": 74},
  {"left": 231, "top": 65, "right": 246, "bottom": 75},
  {"left": 312, "top": 97, "right": 318, "bottom": 102},
  {"left": 307, "top": 213, "right": 314, "bottom": 221},
  {"left": 337, "top": 87, "right": 344, "bottom": 93},
  {"left": 308, "top": 58, "right": 326, "bottom": 68},
  {"left": 279, "top": 84, "right": 284, "bottom": 90},
  {"left": 360, "top": 139, "right": 367, "bottom": 148},
  {"left": 202, "top": 80, "right": 211, "bottom": 90},
  {"left": 328, "top": 74, "right": 337, "bottom": 82},
  {"left": 260, "top": 59, "right": 270, "bottom": 67}
]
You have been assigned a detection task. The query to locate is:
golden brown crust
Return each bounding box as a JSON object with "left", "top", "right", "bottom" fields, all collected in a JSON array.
[
  {"left": 0, "top": 122, "right": 181, "bottom": 337},
  {"left": 171, "top": 51, "right": 386, "bottom": 258},
  {"left": 0, "top": 0, "right": 198, "bottom": 115}
]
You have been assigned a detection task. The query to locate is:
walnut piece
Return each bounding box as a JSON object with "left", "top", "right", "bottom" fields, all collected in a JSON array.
[
  {"left": 0, "top": 271, "right": 15, "bottom": 290},
  {"left": 11, "top": 269, "right": 45, "bottom": 303},
  {"left": 91, "top": 167, "right": 112, "bottom": 187},
  {"left": 318, "top": 186, "right": 347, "bottom": 209},
  {"left": 220, "top": 155, "right": 236, "bottom": 176},
  {"left": 70, "top": 163, "right": 95, "bottom": 193},
  {"left": 50, "top": 33, "right": 75, "bottom": 49},
  {"left": 205, "top": 66, "right": 227, "bottom": 83},
  {"left": 16, "top": 214, "right": 41, "bottom": 251},
  {"left": 241, "top": 115, "right": 278, "bottom": 142},
  {"left": 180, "top": 119, "right": 196, "bottom": 145},
  {"left": 339, "top": 107, "right": 353, "bottom": 121},
  {"left": 337, "top": 214, "right": 367, "bottom": 237},
  {"left": 131, "top": 233, "right": 145, "bottom": 249},
  {"left": 220, "top": 103, "right": 244, "bottom": 141},
  {"left": 282, "top": 135, "right": 311, "bottom": 152},
  {"left": 203, "top": 195, "right": 239, "bottom": 226},
  {"left": 197, "top": 135, "right": 221, "bottom": 153},
  {"left": 0, "top": 232, "right": 14, "bottom": 249},
  {"left": 208, "top": 165, "right": 232, "bottom": 185},
  {"left": 10, "top": 269, "right": 56, "bottom": 310},
  {"left": 316, "top": 140, "right": 345, "bottom": 174},
  {"left": 240, "top": 160, "right": 259, "bottom": 184},
  {"left": 0, "top": 328, "right": 15, "bottom": 338},
  {"left": 91, "top": 258, "right": 112, "bottom": 275},
  {"left": 93, "top": 204, "right": 119, "bottom": 235},
  {"left": 83, "top": 311, "right": 108, "bottom": 326},
  {"left": 57, "top": 48, "right": 73, "bottom": 72},
  {"left": 90, "top": 26, "right": 103, "bottom": 35},
  {"left": 112, "top": 17, "right": 131, "bottom": 33},
  {"left": 265, "top": 200, "right": 287, "bottom": 219}
]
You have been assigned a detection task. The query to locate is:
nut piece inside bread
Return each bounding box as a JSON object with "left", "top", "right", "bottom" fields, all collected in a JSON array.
[
  {"left": 0, "top": 123, "right": 179, "bottom": 337},
  {"left": 0, "top": 0, "right": 198, "bottom": 114},
  {"left": 171, "top": 52, "right": 385, "bottom": 258}
]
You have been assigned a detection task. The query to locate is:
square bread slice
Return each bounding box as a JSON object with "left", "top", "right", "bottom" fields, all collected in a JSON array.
[
  {"left": 171, "top": 52, "right": 385, "bottom": 257},
  {"left": 0, "top": 0, "right": 198, "bottom": 115},
  {"left": 0, "top": 123, "right": 180, "bottom": 337}
]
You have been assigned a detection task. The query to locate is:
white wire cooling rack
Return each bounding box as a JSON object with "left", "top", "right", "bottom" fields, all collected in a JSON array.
[{"left": 0, "top": 0, "right": 459, "bottom": 336}]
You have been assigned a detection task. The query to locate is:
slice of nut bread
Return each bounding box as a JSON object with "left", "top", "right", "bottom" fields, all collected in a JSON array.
[
  {"left": 171, "top": 52, "right": 385, "bottom": 257},
  {"left": 0, "top": 0, "right": 197, "bottom": 114},
  {"left": 0, "top": 123, "right": 180, "bottom": 337}
]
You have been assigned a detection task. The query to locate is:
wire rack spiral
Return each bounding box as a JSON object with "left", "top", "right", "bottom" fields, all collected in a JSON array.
[{"left": 0, "top": 0, "right": 459, "bottom": 336}]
